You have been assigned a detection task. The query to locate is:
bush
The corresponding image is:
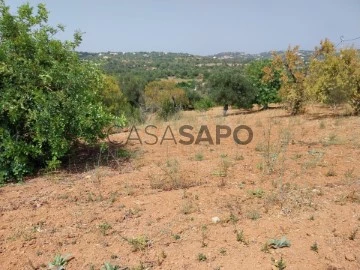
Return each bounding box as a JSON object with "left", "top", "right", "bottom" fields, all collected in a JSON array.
[
  {"left": 144, "top": 80, "right": 188, "bottom": 119},
  {"left": 0, "top": 2, "right": 121, "bottom": 182},
  {"left": 194, "top": 97, "right": 215, "bottom": 111},
  {"left": 208, "top": 70, "right": 256, "bottom": 109}
]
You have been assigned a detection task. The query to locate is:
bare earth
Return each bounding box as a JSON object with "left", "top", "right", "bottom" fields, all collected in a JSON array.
[{"left": 0, "top": 106, "right": 359, "bottom": 270}]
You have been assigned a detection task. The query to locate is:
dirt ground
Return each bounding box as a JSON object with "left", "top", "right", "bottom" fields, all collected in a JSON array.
[{"left": 0, "top": 106, "right": 359, "bottom": 270}]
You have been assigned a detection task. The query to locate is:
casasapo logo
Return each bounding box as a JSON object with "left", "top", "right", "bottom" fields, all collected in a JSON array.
[{"left": 107, "top": 125, "right": 253, "bottom": 146}]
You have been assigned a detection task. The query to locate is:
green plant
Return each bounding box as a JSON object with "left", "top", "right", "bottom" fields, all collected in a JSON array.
[
  {"left": 310, "top": 242, "right": 318, "bottom": 253},
  {"left": 197, "top": 253, "right": 207, "bottom": 262},
  {"left": 99, "top": 222, "right": 112, "bottom": 236},
  {"left": 125, "top": 235, "right": 151, "bottom": 252},
  {"left": 248, "top": 188, "right": 265, "bottom": 198},
  {"left": 0, "top": 2, "right": 120, "bottom": 182},
  {"left": 48, "top": 254, "right": 72, "bottom": 269},
  {"left": 229, "top": 212, "right": 239, "bottom": 224},
  {"left": 194, "top": 97, "right": 214, "bottom": 111},
  {"left": 272, "top": 256, "right": 286, "bottom": 270},
  {"left": 268, "top": 237, "right": 291, "bottom": 249},
  {"left": 102, "top": 262, "right": 120, "bottom": 270},
  {"left": 194, "top": 153, "right": 204, "bottom": 161},
  {"left": 247, "top": 210, "right": 261, "bottom": 220},
  {"left": 236, "top": 230, "right": 248, "bottom": 245},
  {"left": 219, "top": 248, "right": 227, "bottom": 255}
]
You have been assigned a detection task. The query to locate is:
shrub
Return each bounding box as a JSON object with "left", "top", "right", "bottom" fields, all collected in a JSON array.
[
  {"left": 194, "top": 97, "right": 215, "bottom": 111},
  {"left": 208, "top": 70, "right": 256, "bottom": 109},
  {"left": 0, "top": 2, "right": 123, "bottom": 182}
]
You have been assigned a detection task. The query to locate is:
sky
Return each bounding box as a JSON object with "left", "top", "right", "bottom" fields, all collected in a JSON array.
[{"left": 6, "top": 0, "right": 360, "bottom": 55}]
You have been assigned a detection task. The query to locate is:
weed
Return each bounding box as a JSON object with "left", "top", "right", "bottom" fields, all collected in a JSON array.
[
  {"left": 150, "top": 159, "right": 200, "bottom": 190},
  {"left": 229, "top": 212, "right": 239, "bottom": 224},
  {"left": 197, "top": 253, "right": 207, "bottom": 262},
  {"left": 344, "top": 168, "right": 355, "bottom": 179},
  {"left": 194, "top": 152, "right": 204, "bottom": 161},
  {"left": 234, "top": 154, "right": 244, "bottom": 161},
  {"left": 247, "top": 210, "right": 261, "bottom": 220},
  {"left": 213, "top": 157, "right": 232, "bottom": 179},
  {"left": 124, "top": 235, "right": 151, "bottom": 252},
  {"left": 219, "top": 248, "right": 227, "bottom": 255},
  {"left": 319, "top": 121, "right": 325, "bottom": 129},
  {"left": 235, "top": 230, "right": 248, "bottom": 245},
  {"left": 309, "top": 215, "right": 315, "bottom": 221},
  {"left": 272, "top": 256, "right": 286, "bottom": 270},
  {"left": 248, "top": 188, "right": 265, "bottom": 198},
  {"left": 261, "top": 242, "right": 270, "bottom": 253},
  {"left": 102, "top": 262, "right": 120, "bottom": 270},
  {"left": 173, "top": 234, "right": 181, "bottom": 240},
  {"left": 310, "top": 242, "right": 318, "bottom": 253},
  {"left": 98, "top": 222, "right": 112, "bottom": 236},
  {"left": 48, "top": 254, "right": 72, "bottom": 269},
  {"left": 181, "top": 199, "right": 197, "bottom": 215}
]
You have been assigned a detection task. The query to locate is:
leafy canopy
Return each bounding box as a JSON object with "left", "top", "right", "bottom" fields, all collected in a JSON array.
[
  {"left": 208, "top": 70, "right": 256, "bottom": 109},
  {"left": 0, "top": 1, "right": 120, "bottom": 182}
]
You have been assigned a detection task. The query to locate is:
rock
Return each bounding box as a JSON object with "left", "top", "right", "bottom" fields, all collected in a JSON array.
[
  {"left": 211, "top": 217, "right": 220, "bottom": 223},
  {"left": 345, "top": 253, "right": 356, "bottom": 261}
]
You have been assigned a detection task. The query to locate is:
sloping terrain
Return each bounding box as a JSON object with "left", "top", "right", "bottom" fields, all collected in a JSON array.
[{"left": 0, "top": 106, "right": 359, "bottom": 270}]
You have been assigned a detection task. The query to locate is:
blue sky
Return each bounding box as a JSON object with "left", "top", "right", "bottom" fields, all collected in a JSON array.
[{"left": 7, "top": 0, "right": 360, "bottom": 55}]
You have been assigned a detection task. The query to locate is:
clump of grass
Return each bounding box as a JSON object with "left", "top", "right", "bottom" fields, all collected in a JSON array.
[
  {"left": 234, "top": 154, "right": 244, "bottom": 161},
  {"left": 181, "top": 198, "right": 197, "bottom": 215},
  {"left": 98, "top": 222, "right": 112, "bottom": 236},
  {"left": 344, "top": 168, "right": 355, "bottom": 179},
  {"left": 248, "top": 188, "right": 265, "bottom": 198},
  {"left": 150, "top": 159, "right": 200, "bottom": 190},
  {"left": 310, "top": 242, "right": 318, "bottom": 253},
  {"left": 247, "top": 210, "right": 261, "bottom": 220},
  {"left": 213, "top": 157, "right": 232, "bottom": 179},
  {"left": 322, "top": 133, "right": 341, "bottom": 146},
  {"left": 272, "top": 256, "right": 286, "bottom": 270},
  {"left": 235, "top": 230, "right": 248, "bottom": 245},
  {"left": 194, "top": 152, "right": 204, "bottom": 161},
  {"left": 219, "top": 248, "right": 227, "bottom": 255},
  {"left": 124, "top": 235, "right": 151, "bottom": 252},
  {"left": 173, "top": 234, "right": 181, "bottom": 240},
  {"left": 229, "top": 212, "right": 239, "bottom": 224},
  {"left": 197, "top": 253, "right": 207, "bottom": 262}
]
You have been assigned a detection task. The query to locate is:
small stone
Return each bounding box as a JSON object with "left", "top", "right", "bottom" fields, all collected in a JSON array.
[
  {"left": 345, "top": 254, "right": 356, "bottom": 261},
  {"left": 212, "top": 217, "right": 221, "bottom": 223}
]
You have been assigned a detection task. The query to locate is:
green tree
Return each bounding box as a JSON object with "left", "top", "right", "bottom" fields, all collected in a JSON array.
[
  {"left": 144, "top": 80, "right": 188, "bottom": 119},
  {"left": 208, "top": 71, "right": 256, "bottom": 109},
  {"left": 245, "top": 59, "right": 281, "bottom": 109},
  {"left": 306, "top": 39, "right": 360, "bottom": 111},
  {"left": 264, "top": 46, "right": 307, "bottom": 115},
  {"left": 0, "top": 1, "right": 120, "bottom": 182},
  {"left": 100, "top": 75, "right": 127, "bottom": 116}
]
